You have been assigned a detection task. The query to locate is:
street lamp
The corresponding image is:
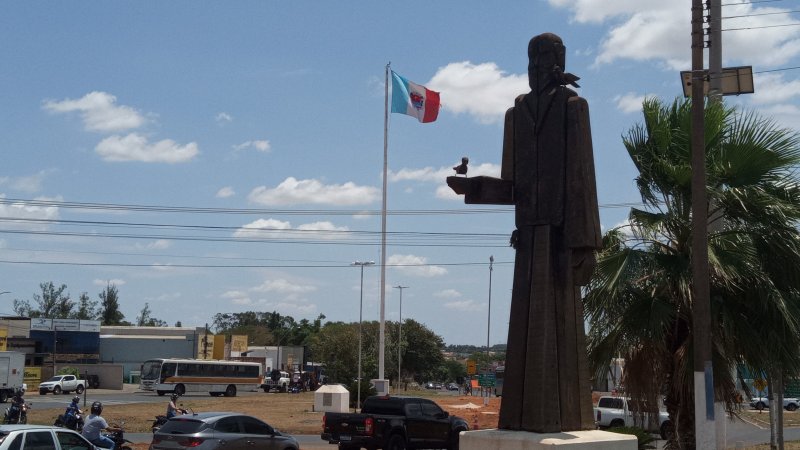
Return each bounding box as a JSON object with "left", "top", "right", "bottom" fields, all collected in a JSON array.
[
  {"left": 394, "top": 285, "right": 409, "bottom": 392},
  {"left": 486, "top": 255, "right": 494, "bottom": 400},
  {"left": 352, "top": 261, "right": 374, "bottom": 412}
]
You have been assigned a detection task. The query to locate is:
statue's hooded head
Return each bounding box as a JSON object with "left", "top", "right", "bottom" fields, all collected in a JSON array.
[{"left": 528, "top": 33, "right": 566, "bottom": 92}]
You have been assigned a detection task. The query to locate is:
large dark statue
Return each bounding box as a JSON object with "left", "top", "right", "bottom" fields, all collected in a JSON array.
[{"left": 448, "top": 32, "right": 601, "bottom": 433}]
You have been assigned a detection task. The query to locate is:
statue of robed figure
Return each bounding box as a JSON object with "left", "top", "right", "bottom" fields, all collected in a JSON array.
[{"left": 447, "top": 32, "right": 602, "bottom": 433}]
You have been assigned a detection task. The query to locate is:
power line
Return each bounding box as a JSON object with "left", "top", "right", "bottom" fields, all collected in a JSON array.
[
  {"left": 722, "top": 9, "right": 800, "bottom": 18},
  {"left": 0, "top": 259, "right": 513, "bottom": 269},
  {"left": 721, "top": 0, "right": 798, "bottom": 6},
  {"left": 722, "top": 22, "right": 800, "bottom": 31}
]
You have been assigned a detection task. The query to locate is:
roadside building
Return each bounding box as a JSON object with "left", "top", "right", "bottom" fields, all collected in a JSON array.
[{"left": 99, "top": 325, "right": 209, "bottom": 381}]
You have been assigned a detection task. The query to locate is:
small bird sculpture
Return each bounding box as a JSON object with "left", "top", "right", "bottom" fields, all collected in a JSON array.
[{"left": 453, "top": 157, "right": 469, "bottom": 176}]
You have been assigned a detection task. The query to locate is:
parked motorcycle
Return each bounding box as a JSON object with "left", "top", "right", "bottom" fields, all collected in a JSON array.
[
  {"left": 3, "top": 402, "right": 29, "bottom": 424},
  {"left": 54, "top": 411, "right": 84, "bottom": 432}
]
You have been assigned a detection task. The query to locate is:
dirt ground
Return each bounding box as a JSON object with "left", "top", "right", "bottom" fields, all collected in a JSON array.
[{"left": 25, "top": 390, "right": 502, "bottom": 449}]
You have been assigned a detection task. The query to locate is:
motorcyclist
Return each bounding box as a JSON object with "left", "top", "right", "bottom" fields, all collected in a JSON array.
[
  {"left": 81, "top": 401, "right": 120, "bottom": 450},
  {"left": 8, "top": 388, "right": 26, "bottom": 423},
  {"left": 64, "top": 395, "right": 83, "bottom": 429},
  {"left": 166, "top": 393, "right": 187, "bottom": 419}
]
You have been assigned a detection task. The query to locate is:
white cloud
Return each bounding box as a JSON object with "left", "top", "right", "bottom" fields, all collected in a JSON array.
[
  {"left": 93, "top": 278, "right": 126, "bottom": 287},
  {"left": 548, "top": 1, "right": 800, "bottom": 71},
  {"left": 233, "top": 140, "right": 271, "bottom": 153},
  {"left": 0, "top": 195, "right": 60, "bottom": 230},
  {"left": 135, "top": 239, "right": 171, "bottom": 250},
  {"left": 387, "top": 254, "right": 447, "bottom": 278},
  {"left": 43, "top": 91, "right": 146, "bottom": 132},
  {"left": 390, "top": 163, "right": 500, "bottom": 183},
  {"left": 215, "top": 112, "right": 233, "bottom": 123},
  {"left": 613, "top": 93, "right": 647, "bottom": 114},
  {"left": 434, "top": 289, "right": 462, "bottom": 299},
  {"left": 251, "top": 278, "right": 317, "bottom": 294},
  {"left": 427, "top": 61, "right": 527, "bottom": 124},
  {"left": 233, "top": 218, "right": 349, "bottom": 240},
  {"left": 248, "top": 177, "right": 379, "bottom": 206},
  {"left": 95, "top": 133, "right": 198, "bottom": 163},
  {"left": 216, "top": 187, "right": 235, "bottom": 198},
  {"left": 749, "top": 73, "right": 800, "bottom": 106},
  {"left": 443, "top": 299, "right": 484, "bottom": 312},
  {"left": 0, "top": 170, "right": 55, "bottom": 194},
  {"left": 222, "top": 290, "right": 252, "bottom": 305}
]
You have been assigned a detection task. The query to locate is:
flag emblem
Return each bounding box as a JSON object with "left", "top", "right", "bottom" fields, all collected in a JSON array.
[{"left": 391, "top": 70, "right": 440, "bottom": 123}]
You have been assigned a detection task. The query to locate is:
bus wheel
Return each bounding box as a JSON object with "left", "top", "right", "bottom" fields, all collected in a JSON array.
[
  {"left": 157, "top": 391, "right": 165, "bottom": 396},
  {"left": 224, "top": 385, "right": 237, "bottom": 397},
  {"left": 174, "top": 384, "right": 186, "bottom": 396}
]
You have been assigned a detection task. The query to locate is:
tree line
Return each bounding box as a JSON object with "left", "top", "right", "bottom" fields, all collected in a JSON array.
[{"left": 11, "top": 281, "right": 170, "bottom": 326}]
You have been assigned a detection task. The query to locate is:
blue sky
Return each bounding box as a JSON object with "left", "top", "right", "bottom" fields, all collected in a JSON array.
[{"left": 1, "top": 1, "right": 799, "bottom": 346}]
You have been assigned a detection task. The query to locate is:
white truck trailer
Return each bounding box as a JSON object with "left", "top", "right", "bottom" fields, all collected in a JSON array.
[{"left": 0, "top": 352, "right": 25, "bottom": 403}]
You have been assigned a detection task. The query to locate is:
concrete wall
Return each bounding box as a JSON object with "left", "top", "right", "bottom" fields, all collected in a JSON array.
[{"left": 99, "top": 335, "right": 198, "bottom": 379}]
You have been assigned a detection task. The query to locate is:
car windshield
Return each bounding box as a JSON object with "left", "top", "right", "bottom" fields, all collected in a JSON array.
[
  {"left": 46, "top": 376, "right": 62, "bottom": 382},
  {"left": 159, "top": 418, "right": 207, "bottom": 434}
]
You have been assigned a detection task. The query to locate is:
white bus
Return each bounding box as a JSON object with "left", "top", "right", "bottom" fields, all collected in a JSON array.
[{"left": 139, "top": 358, "right": 263, "bottom": 397}]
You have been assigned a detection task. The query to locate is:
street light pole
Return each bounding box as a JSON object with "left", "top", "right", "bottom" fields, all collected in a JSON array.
[
  {"left": 487, "top": 256, "right": 493, "bottom": 366},
  {"left": 394, "top": 285, "right": 408, "bottom": 392},
  {"left": 353, "top": 261, "right": 374, "bottom": 412}
]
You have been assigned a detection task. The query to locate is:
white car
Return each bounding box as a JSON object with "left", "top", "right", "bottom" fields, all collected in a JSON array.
[
  {"left": 750, "top": 396, "right": 800, "bottom": 411},
  {"left": 0, "top": 424, "right": 95, "bottom": 449}
]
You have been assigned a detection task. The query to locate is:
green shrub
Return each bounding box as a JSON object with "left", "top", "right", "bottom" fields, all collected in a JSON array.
[
  {"left": 606, "top": 426, "right": 656, "bottom": 450},
  {"left": 345, "top": 379, "right": 378, "bottom": 409},
  {"left": 57, "top": 367, "right": 80, "bottom": 378}
]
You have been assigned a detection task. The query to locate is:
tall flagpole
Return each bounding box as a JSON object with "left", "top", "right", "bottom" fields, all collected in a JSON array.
[{"left": 379, "top": 63, "right": 390, "bottom": 382}]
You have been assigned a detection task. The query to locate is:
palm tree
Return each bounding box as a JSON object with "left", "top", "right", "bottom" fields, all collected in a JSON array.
[{"left": 585, "top": 97, "right": 800, "bottom": 448}]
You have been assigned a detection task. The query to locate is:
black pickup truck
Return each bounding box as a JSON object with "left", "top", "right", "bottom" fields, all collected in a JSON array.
[{"left": 321, "top": 395, "right": 469, "bottom": 450}]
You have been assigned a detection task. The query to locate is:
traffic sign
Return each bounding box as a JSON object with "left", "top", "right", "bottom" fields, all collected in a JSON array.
[
  {"left": 754, "top": 378, "right": 767, "bottom": 393},
  {"left": 477, "top": 373, "right": 496, "bottom": 387},
  {"left": 466, "top": 360, "right": 477, "bottom": 375}
]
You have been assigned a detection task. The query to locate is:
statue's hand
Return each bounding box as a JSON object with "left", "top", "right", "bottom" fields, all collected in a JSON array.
[{"left": 572, "top": 248, "right": 596, "bottom": 286}]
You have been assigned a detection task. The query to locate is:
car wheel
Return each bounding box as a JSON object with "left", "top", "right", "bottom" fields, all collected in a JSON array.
[
  {"left": 756, "top": 401, "right": 766, "bottom": 411},
  {"left": 660, "top": 420, "right": 674, "bottom": 440},
  {"left": 53, "top": 386, "right": 62, "bottom": 395},
  {"left": 224, "top": 385, "right": 237, "bottom": 397},
  {"left": 448, "top": 427, "right": 466, "bottom": 450},
  {"left": 0, "top": 391, "right": 7, "bottom": 403},
  {"left": 174, "top": 384, "right": 185, "bottom": 396},
  {"left": 386, "top": 434, "right": 406, "bottom": 450},
  {"left": 787, "top": 403, "right": 798, "bottom": 412},
  {"left": 262, "top": 386, "right": 270, "bottom": 393},
  {"left": 609, "top": 419, "right": 624, "bottom": 429},
  {"left": 76, "top": 385, "right": 84, "bottom": 394}
]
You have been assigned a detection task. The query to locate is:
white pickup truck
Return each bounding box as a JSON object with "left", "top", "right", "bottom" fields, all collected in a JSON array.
[
  {"left": 594, "top": 395, "right": 673, "bottom": 439},
  {"left": 750, "top": 396, "right": 800, "bottom": 411},
  {"left": 38, "top": 374, "right": 86, "bottom": 395},
  {"left": 260, "top": 370, "right": 290, "bottom": 393}
]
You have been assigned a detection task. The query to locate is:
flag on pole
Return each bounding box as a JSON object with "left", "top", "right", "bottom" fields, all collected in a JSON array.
[{"left": 391, "top": 70, "right": 440, "bottom": 123}]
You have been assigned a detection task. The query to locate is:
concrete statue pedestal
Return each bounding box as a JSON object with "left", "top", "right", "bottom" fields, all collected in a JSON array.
[{"left": 459, "top": 429, "right": 637, "bottom": 450}]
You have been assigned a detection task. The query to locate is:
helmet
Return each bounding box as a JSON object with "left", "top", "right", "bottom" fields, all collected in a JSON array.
[
  {"left": 171, "top": 393, "right": 179, "bottom": 401},
  {"left": 73, "top": 395, "right": 80, "bottom": 404},
  {"left": 90, "top": 401, "right": 102, "bottom": 415}
]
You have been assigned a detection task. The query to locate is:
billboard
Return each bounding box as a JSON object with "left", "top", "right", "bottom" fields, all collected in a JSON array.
[
  {"left": 231, "top": 335, "right": 248, "bottom": 353},
  {"left": 197, "top": 333, "right": 215, "bottom": 360}
]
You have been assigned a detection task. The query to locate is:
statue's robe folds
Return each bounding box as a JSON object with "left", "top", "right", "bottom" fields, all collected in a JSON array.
[{"left": 497, "top": 85, "right": 602, "bottom": 433}]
